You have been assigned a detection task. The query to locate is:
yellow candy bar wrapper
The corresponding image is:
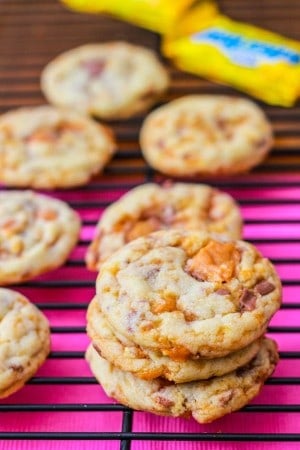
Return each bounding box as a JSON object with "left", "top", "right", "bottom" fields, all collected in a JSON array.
[
  {"left": 62, "top": 0, "right": 197, "bottom": 34},
  {"left": 163, "top": 2, "right": 300, "bottom": 106}
]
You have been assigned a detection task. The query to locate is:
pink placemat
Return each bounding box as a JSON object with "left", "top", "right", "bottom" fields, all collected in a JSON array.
[{"left": 1, "top": 180, "right": 299, "bottom": 450}]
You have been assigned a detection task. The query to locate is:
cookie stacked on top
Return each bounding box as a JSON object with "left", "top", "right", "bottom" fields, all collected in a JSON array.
[{"left": 86, "top": 227, "right": 281, "bottom": 423}]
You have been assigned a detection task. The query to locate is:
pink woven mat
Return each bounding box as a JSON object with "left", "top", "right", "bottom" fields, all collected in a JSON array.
[{"left": 1, "top": 179, "right": 299, "bottom": 450}]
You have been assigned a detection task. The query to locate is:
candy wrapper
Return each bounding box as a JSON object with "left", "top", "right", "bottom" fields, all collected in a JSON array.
[
  {"left": 163, "top": 2, "right": 300, "bottom": 106},
  {"left": 62, "top": 0, "right": 196, "bottom": 34}
]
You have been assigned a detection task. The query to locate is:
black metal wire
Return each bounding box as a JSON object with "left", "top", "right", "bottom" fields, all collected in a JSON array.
[
  {"left": 41, "top": 350, "right": 300, "bottom": 359},
  {"left": 77, "top": 237, "right": 300, "bottom": 246},
  {"left": 49, "top": 325, "right": 300, "bottom": 334},
  {"left": 64, "top": 256, "right": 300, "bottom": 267},
  {"left": 65, "top": 197, "right": 300, "bottom": 209},
  {"left": 34, "top": 302, "right": 300, "bottom": 310},
  {"left": 0, "top": 432, "right": 299, "bottom": 441},
  {"left": 22, "top": 376, "right": 300, "bottom": 385},
  {"left": 120, "top": 410, "right": 133, "bottom": 450},
  {"left": 76, "top": 218, "right": 300, "bottom": 227},
  {"left": 1, "top": 403, "right": 300, "bottom": 413},
  {"left": 21, "top": 278, "right": 298, "bottom": 288}
]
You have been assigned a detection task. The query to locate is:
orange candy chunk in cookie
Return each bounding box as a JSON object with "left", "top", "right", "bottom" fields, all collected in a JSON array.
[
  {"left": 150, "top": 291, "right": 178, "bottom": 314},
  {"left": 186, "top": 240, "right": 240, "bottom": 283},
  {"left": 162, "top": 345, "right": 191, "bottom": 362},
  {"left": 125, "top": 217, "right": 162, "bottom": 242}
]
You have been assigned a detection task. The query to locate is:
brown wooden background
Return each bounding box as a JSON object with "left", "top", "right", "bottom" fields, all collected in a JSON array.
[{"left": 1, "top": 0, "right": 300, "bottom": 183}]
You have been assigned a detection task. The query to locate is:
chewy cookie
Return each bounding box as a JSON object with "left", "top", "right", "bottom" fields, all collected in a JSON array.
[
  {"left": 0, "top": 190, "right": 80, "bottom": 285},
  {"left": 0, "top": 106, "right": 116, "bottom": 188},
  {"left": 97, "top": 229, "right": 281, "bottom": 358},
  {"left": 41, "top": 42, "right": 169, "bottom": 120},
  {"left": 140, "top": 95, "right": 273, "bottom": 176},
  {"left": 86, "top": 182, "right": 243, "bottom": 270},
  {"left": 86, "top": 338, "right": 278, "bottom": 424},
  {"left": 0, "top": 288, "right": 50, "bottom": 398},
  {"left": 87, "top": 296, "right": 261, "bottom": 383}
]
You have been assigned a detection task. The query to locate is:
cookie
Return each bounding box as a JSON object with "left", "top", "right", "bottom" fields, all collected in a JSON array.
[
  {"left": 140, "top": 95, "right": 273, "bottom": 176},
  {"left": 86, "top": 182, "right": 243, "bottom": 271},
  {"left": 97, "top": 229, "right": 281, "bottom": 358},
  {"left": 41, "top": 42, "right": 169, "bottom": 120},
  {"left": 0, "top": 288, "right": 50, "bottom": 398},
  {"left": 0, "top": 106, "right": 116, "bottom": 188},
  {"left": 87, "top": 297, "right": 261, "bottom": 383},
  {"left": 0, "top": 190, "right": 81, "bottom": 285},
  {"left": 86, "top": 337, "right": 278, "bottom": 423}
]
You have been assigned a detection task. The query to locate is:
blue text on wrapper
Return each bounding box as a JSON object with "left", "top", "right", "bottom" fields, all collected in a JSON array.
[{"left": 191, "top": 27, "right": 300, "bottom": 67}]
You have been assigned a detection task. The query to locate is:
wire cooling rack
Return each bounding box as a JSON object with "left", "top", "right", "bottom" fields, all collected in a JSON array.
[{"left": 0, "top": 0, "right": 300, "bottom": 449}]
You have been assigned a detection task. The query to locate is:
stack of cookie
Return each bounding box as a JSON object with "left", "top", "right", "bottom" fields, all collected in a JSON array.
[{"left": 86, "top": 229, "right": 281, "bottom": 423}]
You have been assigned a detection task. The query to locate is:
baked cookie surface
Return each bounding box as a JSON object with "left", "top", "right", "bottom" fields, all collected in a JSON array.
[
  {"left": 97, "top": 230, "right": 281, "bottom": 358},
  {"left": 86, "top": 337, "right": 278, "bottom": 423},
  {"left": 87, "top": 297, "right": 261, "bottom": 383},
  {"left": 41, "top": 42, "right": 169, "bottom": 119},
  {"left": 140, "top": 95, "right": 273, "bottom": 176},
  {"left": 0, "top": 190, "right": 80, "bottom": 285},
  {"left": 86, "top": 182, "right": 242, "bottom": 271},
  {"left": 0, "top": 288, "right": 50, "bottom": 398},
  {"left": 0, "top": 106, "right": 116, "bottom": 188}
]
